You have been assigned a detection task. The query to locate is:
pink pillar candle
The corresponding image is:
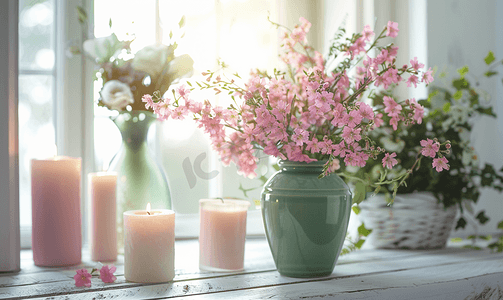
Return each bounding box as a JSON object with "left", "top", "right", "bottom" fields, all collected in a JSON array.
[
  {"left": 199, "top": 199, "right": 250, "bottom": 272},
  {"left": 124, "top": 206, "right": 175, "bottom": 283},
  {"left": 31, "top": 156, "right": 82, "bottom": 267},
  {"left": 88, "top": 172, "right": 117, "bottom": 262}
]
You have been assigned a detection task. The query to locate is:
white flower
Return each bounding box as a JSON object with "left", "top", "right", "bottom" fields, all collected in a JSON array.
[
  {"left": 158, "top": 54, "right": 194, "bottom": 95},
  {"left": 83, "top": 34, "right": 124, "bottom": 63},
  {"left": 165, "top": 54, "right": 194, "bottom": 83},
  {"left": 100, "top": 80, "right": 134, "bottom": 111},
  {"left": 131, "top": 44, "right": 172, "bottom": 79}
]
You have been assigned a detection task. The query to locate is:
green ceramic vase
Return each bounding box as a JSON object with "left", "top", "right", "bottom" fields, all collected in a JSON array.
[
  {"left": 109, "top": 111, "right": 172, "bottom": 253},
  {"left": 261, "top": 160, "right": 352, "bottom": 278}
]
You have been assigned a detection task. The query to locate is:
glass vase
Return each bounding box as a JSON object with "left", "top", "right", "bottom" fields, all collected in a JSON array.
[
  {"left": 261, "top": 160, "right": 352, "bottom": 278},
  {"left": 109, "top": 111, "right": 172, "bottom": 253}
]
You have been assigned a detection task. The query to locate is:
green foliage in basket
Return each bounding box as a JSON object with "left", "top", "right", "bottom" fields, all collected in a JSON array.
[{"left": 343, "top": 51, "right": 503, "bottom": 230}]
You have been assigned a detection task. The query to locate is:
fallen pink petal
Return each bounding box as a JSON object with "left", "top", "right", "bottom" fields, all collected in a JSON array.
[
  {"left": 100, "top": 265, "right": 117, "bottom": 283},
  {"left": 74, "top": 269, "right": 92, "bottom": 287}
]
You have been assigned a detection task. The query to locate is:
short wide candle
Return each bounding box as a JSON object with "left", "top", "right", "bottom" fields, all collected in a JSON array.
[
  {"left": 199, "top": 199, "right": 250, "bottom": 271},
  {"left": 88, "top": 172, "right": 117, "bottom": 262},
  {"left": 31, "top": 156, "right": 82, "bottom": 267},
  {"left": 124, "top": 206, "right": 175, "bottom": 283}
]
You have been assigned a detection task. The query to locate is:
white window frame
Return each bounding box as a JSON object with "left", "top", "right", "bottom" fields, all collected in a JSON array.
[{"left": 0, "top": 0, "right": 20, "bottom": 272}]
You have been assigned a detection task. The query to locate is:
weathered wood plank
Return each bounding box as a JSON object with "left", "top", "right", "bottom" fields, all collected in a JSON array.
[
  {"left": 176, "top": 272, "right": 503, "bottom": 300},
  {"left": 5, "top": 250, "right": 502, "bottom": 299}
]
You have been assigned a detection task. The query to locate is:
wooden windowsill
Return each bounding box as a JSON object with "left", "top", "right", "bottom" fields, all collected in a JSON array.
[{"left": 1, "top": 238, "right": 503, "bottom": 299}]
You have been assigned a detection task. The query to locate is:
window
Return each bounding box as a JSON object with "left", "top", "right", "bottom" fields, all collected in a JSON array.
[
  {"left": 18, "top": 0, "right": 57, "bottom": 248},
  {"left": 92, "top": 0, "right": 284, "bottom": 237},
  {"left": 18, "top": 0, "right": 93, "bottom": 248}
]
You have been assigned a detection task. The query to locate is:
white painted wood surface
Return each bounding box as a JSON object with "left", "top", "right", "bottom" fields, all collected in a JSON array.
[{"left": 1, "top": 238, "right": 502, "bottom": 299}]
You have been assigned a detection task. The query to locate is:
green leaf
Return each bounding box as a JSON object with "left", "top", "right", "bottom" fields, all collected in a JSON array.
[
  {"left": 497, "top": 220, "right": 503, "bottom": 230},
  {"left": 485, "top": 71, "right": 498, "bottom": 77},
  {"left": 478, "top": 235, "right": 492, "bottom": 241},
  {"left": 457, "top": 66, "right": 469, "bottom": 78},
  {"left": 179, "top": 15, "right": 186, "bottom": 28},
  {"left": 109, "top": 18, "right": 112, "bottom": 28},
  {"left": 452, "top": 78, "right": 470, "bottom": 90},
  {"left": 484, "top": 51, "right": 495, "bottom": 65},
  {"left": 476, "top": 106, "right": 497, "bottom": 117},
  {"left": 462, "top": 245, "right": 482, "bottom": 250},
  {"left": 352, "top": 205, "right": 361, "bottom": 215},
  {"left": 467, "top": 235, "right": 477, "bottom": 240},
  {"left": 273, "top": 163, "right": 280, "bottom": 171},
  {"left": 455, "top": 217, "right": 467, "bottom": 230},
  {"left": 450, "top": 237, "right": 463, "bottom": 242},
  {"left": 354, "top": 239, "right": 365, "bottom": 249},
  {"left": 475, "top": 211, "right": 490, "bottom": 224},
  {"left": 76, "top": 6, "right": 87, "bottom": 24},
  {"left": 169, "top": 30, "right": 173, "bottom": 40},
  {"left": 352, "top": 181, "right": 366, "bottom": 205},
  {"left": 358, "top": 223, "right": 373, "bottom": 237},
  {"left": 443, "top": 102, "right": 451, "bottom": 113},
  {"left": 453, "top": 91, "right": 463, "bottom": 100}
]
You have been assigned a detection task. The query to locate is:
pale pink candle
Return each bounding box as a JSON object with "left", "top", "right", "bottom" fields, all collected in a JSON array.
[
  {"left": 31, "top": 156, "right": 81, "bottom": 267},
  {"left": 199, "top": 199, "right": 250, "bottom": 271},
  {"left": 124, "top": 204, "right": 175, "bottom": 283},
  {"left": 88, "top": 172, "right": 117, "bottom": 262}
]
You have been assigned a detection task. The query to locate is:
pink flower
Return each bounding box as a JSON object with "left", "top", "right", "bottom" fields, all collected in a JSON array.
[
  {"left": 409, "top": 57, "right": 424, "bottom": 71},
  {"left": 383, "top": 96, "right": 402, "bottom": 117},
  {"left": 374, "top": 113, "right": 384, "bottom": 128},
  {"left": 421, "top": 67, "right": 434, "bottom": 85},
  {"left": 382, "top": 152, "right": 398, "bottom": 169},
  {"left": 344, "top": 109, "right": 363, "bottom": 128},
  {"left": 74, "top": 269, "right": 92, "bottom": 287},
  {"left": 358, "top": 102, "right": 374, "bottom": 120},
  {"left": 362, "top": 24, "right": 374, "bottom": 41},
  {"left": 342, "top": 126, "right": 362, "bottom": 144},
  {"left": 292, "top": 128, "right": 309, "bottom": 146},
  {"left": 100, "top": 265, "right": 117, "bottom": 283},
  {"left": 291, "top": 27, "right": 307, "bottom": 43},
  {"left": 406, "top": 74, "right": 419, "bottom": 88},
  {"left": 142, "top": 94, "right": 154, "bottom": 110},
  {"left": 389, "top": 116, "right": 399, "bottom": 130},
  {"left": 299, "top": 16, "right": 312, "bottom": 32},
  {"left": 420, "top": 139, "right": 440, "bottom": 158},
  {"left": 177, "top": 85, "right": 190, "bottom": 98},
  {"left": 409, "top": 98, "right": 424, "bottom": 124},
  {"left": 386, "top": 21, "right": 399, "bottom": 38},
  {"left": 432, "top": 157, "right": 450, "bottom": 172}
]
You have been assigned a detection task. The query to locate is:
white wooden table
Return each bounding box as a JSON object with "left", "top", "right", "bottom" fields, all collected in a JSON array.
[{"left": 1, "top": 238, "right": 502, "bottom": 299}]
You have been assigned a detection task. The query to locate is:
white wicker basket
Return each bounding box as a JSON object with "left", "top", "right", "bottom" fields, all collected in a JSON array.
[{"left": 358, "top": 192, "right": 457, "bottom": 249}]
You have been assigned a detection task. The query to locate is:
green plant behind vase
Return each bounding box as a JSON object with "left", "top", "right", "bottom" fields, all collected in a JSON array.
[{"left": 343, "top": 51, "right": 503, "bottom": 231}]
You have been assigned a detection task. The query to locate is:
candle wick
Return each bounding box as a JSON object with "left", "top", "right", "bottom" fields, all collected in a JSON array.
[
  {"left": 218, "top": 197, "right": 224, "bottom": 203},
  {"left": 147, "top": 211, "right": 151, "bottom": 215}
]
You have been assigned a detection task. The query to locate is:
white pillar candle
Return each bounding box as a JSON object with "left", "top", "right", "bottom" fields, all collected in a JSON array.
[
  {"left": 199, "top": 199, "right": 250, "bottom": 272},
  {"left": 124, "top": 204, "right": 175, "bottom": 283},
  {"left": 88, "top": 172, "right": 117, "bottom": 262}
]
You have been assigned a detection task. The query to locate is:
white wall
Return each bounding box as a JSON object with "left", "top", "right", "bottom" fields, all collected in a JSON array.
[{"left": 427, "top": 0, "right": 503, "bottom": 235}]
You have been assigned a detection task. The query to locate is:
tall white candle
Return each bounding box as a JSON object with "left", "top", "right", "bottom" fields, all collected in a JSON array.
[
  {"left": 88, "top": 172, "right": 117, "bottom": 262},
  {"left": 124, "top": 204, "right": 175, "bottom": 283}
]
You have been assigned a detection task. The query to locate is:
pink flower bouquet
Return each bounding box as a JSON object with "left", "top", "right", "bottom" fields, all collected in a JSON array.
[{"left": 143, "top": 17, "right": 449, "bottom": 197}]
